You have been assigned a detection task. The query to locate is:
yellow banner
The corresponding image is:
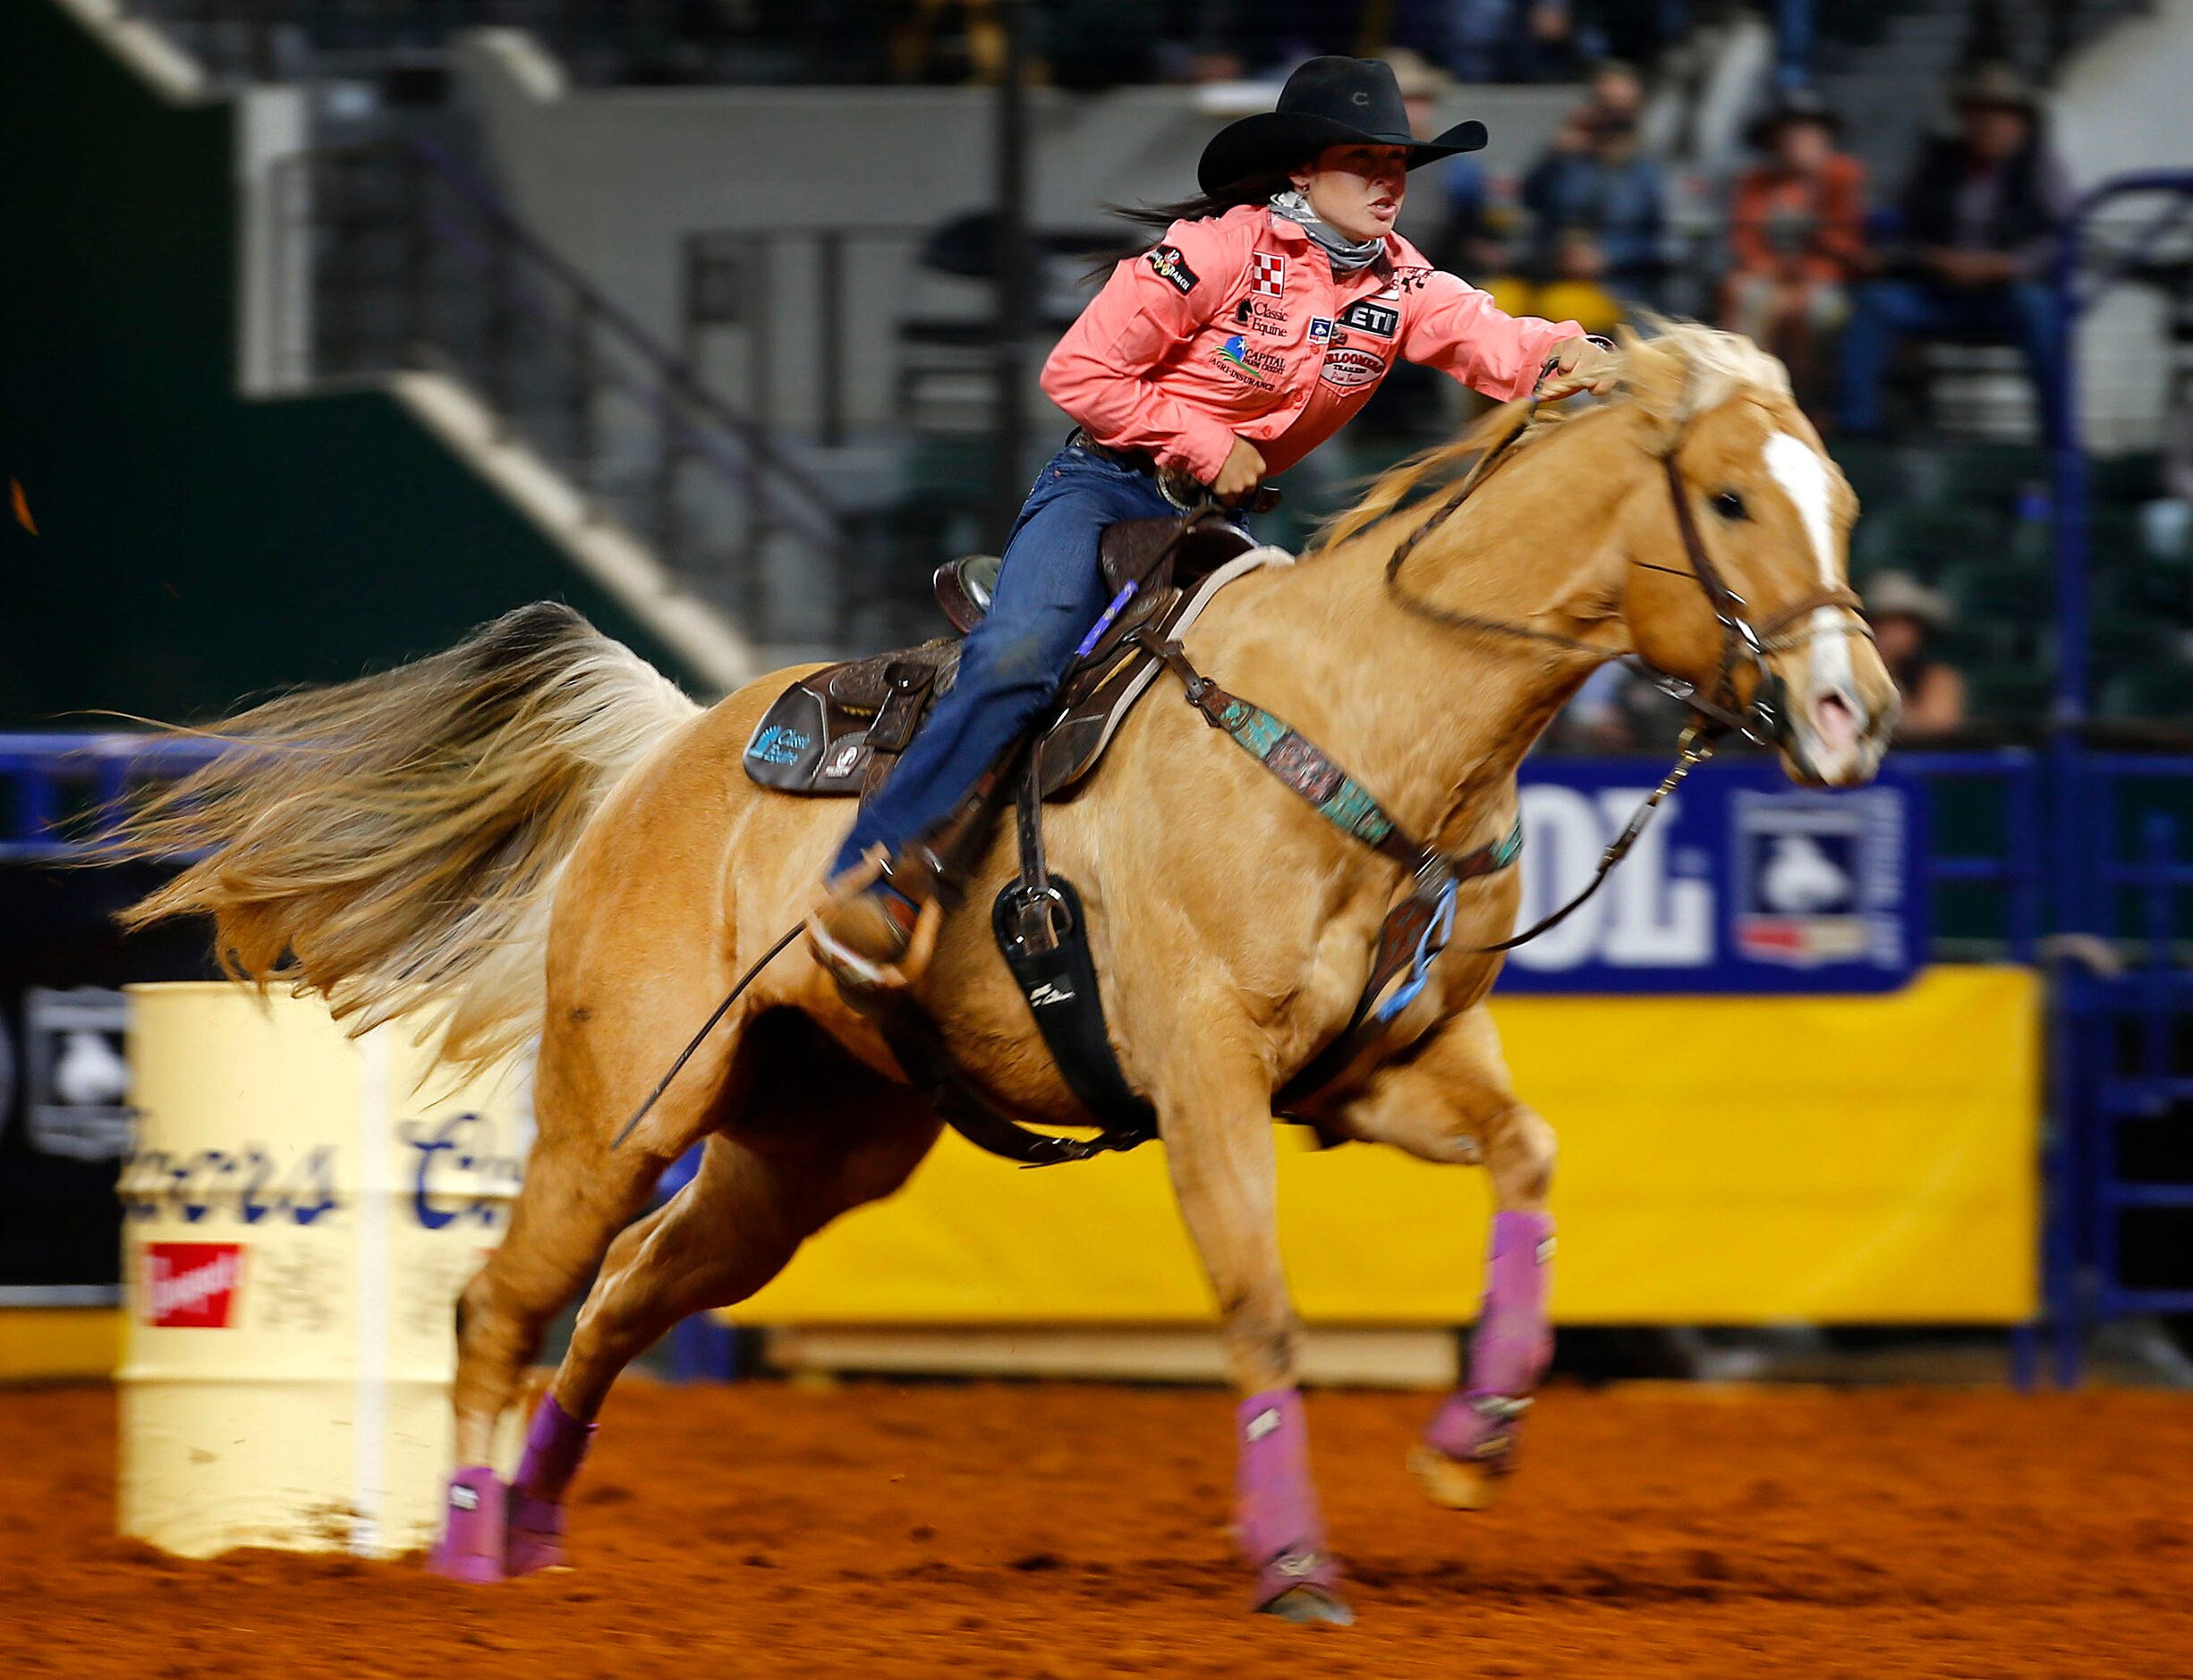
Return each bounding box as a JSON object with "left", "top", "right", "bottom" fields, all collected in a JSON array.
[{"left": 738, "top": 966, "right": 2039, "bottom": 1327}]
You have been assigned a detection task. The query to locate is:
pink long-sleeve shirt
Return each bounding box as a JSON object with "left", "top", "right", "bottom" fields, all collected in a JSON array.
[{"left": 1041, "top": 203, "right": 1585, "bottom": 485}]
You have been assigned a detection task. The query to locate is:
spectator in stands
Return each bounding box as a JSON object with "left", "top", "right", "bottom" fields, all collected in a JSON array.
[
  {"left": 1865, "top": 571, "right": 1967, "bottom": 737},
  {"left": 1834, "top": 63, "right": 2072, "bottom": 445},
  {"left": 1721, "top": 87, "right": 1866, "bottom": 407},
  {"left": 1161, "top": 0, "right": 1366, "bottom": 83},
  {"left": 1571, "top": 660, "right": 1694, "bottom": 750},
  {"left": 1426, "top": 0, "right": 1586, "bottom": 83},
  {"left": 1515, "top": 74, "right": 1669, "bottom": 328},
  {"left": 1435, "top": 58, "right": 1645, "bottom": 317}
]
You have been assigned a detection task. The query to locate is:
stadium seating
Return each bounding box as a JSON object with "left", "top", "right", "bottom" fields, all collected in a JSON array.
[{"left": 1833, "top": 434, "right": 2193, "bottom": 725}]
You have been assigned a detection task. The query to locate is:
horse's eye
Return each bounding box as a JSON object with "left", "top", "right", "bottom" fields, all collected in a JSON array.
[{"left": 1711, "top": 489, "right": 1748, "bottom": 521}]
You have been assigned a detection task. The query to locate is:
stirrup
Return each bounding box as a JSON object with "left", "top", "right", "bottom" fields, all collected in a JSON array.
[{"left": 805, "top": 847, "right": 944, "bottom": 997}]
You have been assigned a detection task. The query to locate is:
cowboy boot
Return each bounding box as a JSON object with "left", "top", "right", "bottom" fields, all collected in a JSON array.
[{"left": 806, "top": 846, "right": 944, "bottom": 997}]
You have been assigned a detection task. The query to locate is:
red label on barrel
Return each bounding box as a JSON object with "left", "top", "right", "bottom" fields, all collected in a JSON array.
[{"left": 142, "top": 1242, "right": 245, "bottom": 1328}]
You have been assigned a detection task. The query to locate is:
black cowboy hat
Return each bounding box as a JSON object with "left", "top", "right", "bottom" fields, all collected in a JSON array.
[
  {"left": 1745, "top": 85, "right": 1844, "bottom": 150},
  {"left": 1197, "top": 56, "right": 1487, "bottom": 196}
]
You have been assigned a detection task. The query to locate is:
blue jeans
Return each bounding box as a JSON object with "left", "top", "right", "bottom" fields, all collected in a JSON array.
[
  {"left": 1834, "top": 278, "right": 2067, "bottom": 445},
  {"left": 829, "top": 442, "right": 1186, "bottom": 877}
]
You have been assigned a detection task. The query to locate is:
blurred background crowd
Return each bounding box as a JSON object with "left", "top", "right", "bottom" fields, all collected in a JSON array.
[{"left": 5, "top": 0, "right": 2193, "bottom": 750}]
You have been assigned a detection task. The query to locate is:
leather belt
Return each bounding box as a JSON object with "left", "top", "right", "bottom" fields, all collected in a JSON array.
[
  {"left": 1065, "top": 428, "right": 1280, "bottom": 515},
  {"left": 1066, "top": 427, "right": 1160, "bottom": 476}
]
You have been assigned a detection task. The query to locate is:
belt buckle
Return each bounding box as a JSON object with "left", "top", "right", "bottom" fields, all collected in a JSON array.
[{"left": 1156, "top": 463, "right": 1203, "bottom": 512}]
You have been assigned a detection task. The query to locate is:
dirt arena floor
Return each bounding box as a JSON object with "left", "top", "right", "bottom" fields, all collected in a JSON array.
[{"left": 4, "top": 1379, "right": 2191, "bottom": 1678}]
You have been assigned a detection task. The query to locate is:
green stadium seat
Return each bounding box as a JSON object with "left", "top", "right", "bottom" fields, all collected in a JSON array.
[
  {"left": 1851, "top": 504, "right": 2009, "bottom": 584},
  {"left": 1966, "top": 664, "right": 2057, "bottom": 724},
  {"left": 1943, "top": 558, "right": 2052, "bottom": 626},
  {"left": 2007, "top": 507, "right": 2163, "bottom": 576},
  {"left": 1927, "top": 442, "right": 2051, "bottom": 513},
  {"left": 2099, "top": 666, "right": 2193, "bottom": 722},
  {"left": 1933, "top": 622, "right": 2025, "bottom": 665},
  {"left": 1829, "top": 437, "right": 1907, "bottom": 512},
  {"left": 2087, "top": 452, "right": 2164, "bottom": 505},
  {"left": 2090, "top": 614, "right": 2177, "bottom": 668}
]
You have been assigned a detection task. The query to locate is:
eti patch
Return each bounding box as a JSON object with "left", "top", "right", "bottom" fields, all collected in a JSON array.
[
  {"left": 1145, "top": 243, "right": 1199, "bottom": 294},
  {"left": 1339, "top": 298, "right": 1399, "bottom": 339},
  {"left": 1249, "top": 251, "right": 1286, "bottom": 297}
]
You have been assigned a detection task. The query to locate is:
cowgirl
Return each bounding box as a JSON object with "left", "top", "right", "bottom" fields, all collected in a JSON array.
[{"left": 812, "top": 55, "right": 1617, "bottom": 990}]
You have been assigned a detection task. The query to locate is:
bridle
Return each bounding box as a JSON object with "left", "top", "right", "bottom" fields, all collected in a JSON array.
[
  {"left": 1379, "top": 394, "right": 1873, "bottom": 951},
  {"left": 1383, "top": 400, "right": 1868, "bottom": 746}
]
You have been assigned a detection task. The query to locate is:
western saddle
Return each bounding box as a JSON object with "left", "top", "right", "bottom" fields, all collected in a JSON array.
[{"left": 742, "top": 513, "right": 1283, "bottom": 803}]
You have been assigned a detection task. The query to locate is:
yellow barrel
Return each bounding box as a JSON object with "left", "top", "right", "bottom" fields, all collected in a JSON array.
[{"left": 118, "top": 983, "right": 531, "bottom": 1558}]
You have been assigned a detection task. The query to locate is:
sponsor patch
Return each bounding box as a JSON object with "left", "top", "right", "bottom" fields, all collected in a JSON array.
[
  {"left": 745, "top": 723, "right": 811, "bottom": 766},
  {"left": 1215, "top": 333, "right": 1287, "bottom": 386},
  {"left": 1234, "top": 296, "right": 1291, "bottom": 337},
  {"left": 1249, "top": 250, "right": 1286, "bottom": 297},
  {"left": 1146, "top": 242, "right": 1199, "bottom": 294},
  {"left": 1390, "top": 265, "right": 1433, "bottom": 293},
  {"left": 1308, "top": 316, "right": 1334, "bottom": 344},
  {"left": 1339, "top": 298, "right": 1399, "bottom": 338},
  {"left": 1319, "top": 344, "right": 1386, "bottom": 390},
  {"left": 141, "top": 1242, "right": 244, "bottom": 1328}
]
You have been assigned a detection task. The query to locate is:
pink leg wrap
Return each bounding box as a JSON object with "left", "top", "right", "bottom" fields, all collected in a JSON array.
[
  {"left": 427, "top": 1466, "right": 506, "bottom": 1582},
  {"left": 1234, "top": 1389, "right": 1341, "bottom": 1610},
  {"left": 506, "top": 1394, "right": 596, "bottom": 1575},
  {"left": 1424, "top": 1210, "right": 1554, "bottom": 1467}
]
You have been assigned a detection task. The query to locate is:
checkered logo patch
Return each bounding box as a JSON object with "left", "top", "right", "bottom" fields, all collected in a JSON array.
[{"left": 1249, "top": 251, "right": 1286, "bottom": 297}]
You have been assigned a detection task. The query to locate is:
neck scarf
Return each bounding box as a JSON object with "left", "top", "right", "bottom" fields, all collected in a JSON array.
[{"left": 1268, "top": 190, "right": 1386, "bottom": 274}]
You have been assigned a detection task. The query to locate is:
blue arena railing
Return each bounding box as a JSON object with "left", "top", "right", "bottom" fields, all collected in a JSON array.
[
  {"left": 3, "top": 730, "right": 2180, "bottom": 1384},
  {"left": 0, "top": 734, "right": 227, "bottom": 862},
  {"left": 2046, "top": 753, "right": 2193, "bottom": 1386},
  {"left": 2043, "top": 174, "right": 2193, "bottom": 1384}
]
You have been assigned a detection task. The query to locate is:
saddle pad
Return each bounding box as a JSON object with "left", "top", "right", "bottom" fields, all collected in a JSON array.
[
  {"left": 740, "top": 547, "right": 1293, "bottom": 799},
  {"left": 743, "top": 641, "right": 960, "bottom": 796}
]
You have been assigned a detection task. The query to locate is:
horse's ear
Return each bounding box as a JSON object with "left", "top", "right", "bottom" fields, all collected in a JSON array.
[{"left": 1615, "top": 327, "right": 1687, "bottom": 452}]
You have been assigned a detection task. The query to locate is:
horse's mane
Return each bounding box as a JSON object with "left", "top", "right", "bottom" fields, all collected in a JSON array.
[{"left": 1314, "top": 320, "right": 1792, "bottom": 556}]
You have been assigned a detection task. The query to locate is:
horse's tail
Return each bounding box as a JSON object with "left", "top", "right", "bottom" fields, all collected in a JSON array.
[{"left": 109, "top": 601, "right": 701, "bottom": 1079}]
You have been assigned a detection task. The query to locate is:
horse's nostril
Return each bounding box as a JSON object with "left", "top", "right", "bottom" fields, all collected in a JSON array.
[{"left": 1813, "top": 691, "right": 1860, "bottom": 755}]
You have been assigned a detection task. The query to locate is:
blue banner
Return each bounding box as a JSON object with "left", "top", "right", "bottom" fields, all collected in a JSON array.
[{"left": 1498, "top": 758, "right": 1925, "bottom": 994}]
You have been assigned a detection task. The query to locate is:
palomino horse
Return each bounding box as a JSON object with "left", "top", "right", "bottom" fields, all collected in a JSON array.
[{"left": 116, "top": 326, "right": 1896, "bottom": 1625}]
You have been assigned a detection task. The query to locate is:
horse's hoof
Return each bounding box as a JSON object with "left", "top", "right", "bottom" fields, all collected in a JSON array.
[
  {"left": 1407, "top": 1442, "right": 1502, "bottom": 1511},
  {"left": 504, "top": 1498, "right": 569, "bottom": 1577},
  {"left": 427, "top": 1467, "right": 507, "bottom": 1582},
  {"left": 1259, "top": 1585, "right": 1356, "bottom": 1626},
  {"left": 1251, "top": 1543, "right": 1349, "bottom": 1625}
]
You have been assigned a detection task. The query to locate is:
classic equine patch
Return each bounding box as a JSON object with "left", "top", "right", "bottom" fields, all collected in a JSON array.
[
  {"left": 1146, "top": 243, "right": 1199, "bottom": 294},
  {"left": 1319, "top": 344, "right": 1386, "bottom": 389},
  {"left": 1249, "top": 251, "right": 1286, "bottom": 297},
  {"left": 1234, "top": 296, "right": 1291, "bottom": 338},
  {"left": 1338, "top": 298, "right": 1398, "bottom": 338},
  {"left": 1215, "top": 334, "right": 1287, "bottom": 386}
]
